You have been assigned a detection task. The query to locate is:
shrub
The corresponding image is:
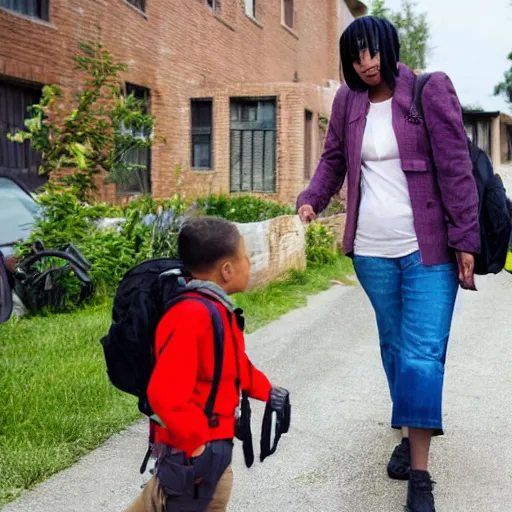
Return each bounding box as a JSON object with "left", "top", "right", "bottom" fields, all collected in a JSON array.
[
  {"left": 306, "top": 223, "right": 338, "bottom": 266},
  {"left": 15, "top": 189, "right": 297, "bottom": 306},
  {"left": 196, "top": 194, "right": 294, "bottom": 223}
]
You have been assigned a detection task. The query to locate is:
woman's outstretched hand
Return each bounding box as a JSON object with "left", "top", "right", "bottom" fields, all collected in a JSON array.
[
  {"left": 456, "top": 252, "right": 477, "bottom": 291},
  {"left": 298, "top": 204, "right": 316, "bottom": 224}
]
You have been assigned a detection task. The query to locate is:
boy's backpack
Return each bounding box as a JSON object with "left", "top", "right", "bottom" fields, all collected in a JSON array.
[
  {"left": 415, "top": 73, "right": 512, "bottom": 275},
  {"left": 100, "top": 258, "right": 225, "bottom": 471}
]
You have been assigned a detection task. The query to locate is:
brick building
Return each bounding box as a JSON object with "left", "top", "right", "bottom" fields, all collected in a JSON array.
[{"left": 0, "top": 0, "right": 366, "bottom": 204}]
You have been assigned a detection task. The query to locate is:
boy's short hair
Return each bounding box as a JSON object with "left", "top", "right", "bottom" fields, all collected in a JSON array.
[{"left": 178, "top": 216, "right": 241, "bottom": 273}]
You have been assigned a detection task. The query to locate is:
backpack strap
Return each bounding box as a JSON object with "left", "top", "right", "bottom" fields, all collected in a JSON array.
[{"left": 163, "top": 294, "right": 225, "bottom": 425}]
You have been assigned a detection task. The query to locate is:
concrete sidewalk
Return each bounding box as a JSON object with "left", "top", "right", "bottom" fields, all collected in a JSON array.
[{"left": 3, "top": 272, "right": 512, "bottom": 512}]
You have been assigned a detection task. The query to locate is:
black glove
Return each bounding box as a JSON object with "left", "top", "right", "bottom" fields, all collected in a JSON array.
[
  {"left": 269, "top": 387, "right": 291, "bottom": 427},
  {"left": 260, "top": 387, "right": 291, "bottom": 462}
]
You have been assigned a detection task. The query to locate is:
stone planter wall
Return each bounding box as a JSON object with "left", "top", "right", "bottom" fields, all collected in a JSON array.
[{"left": 237, "top": 215, "right": 306, "bottom": 289}]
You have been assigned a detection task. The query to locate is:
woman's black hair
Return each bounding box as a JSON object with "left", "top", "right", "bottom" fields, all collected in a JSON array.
[{"left": 340, "top": 16, "right": 400, "bottom": 91}]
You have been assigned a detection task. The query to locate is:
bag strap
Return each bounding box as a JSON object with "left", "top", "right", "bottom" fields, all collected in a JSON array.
[
  {"left": 413, "top": 72, "right": 432, "bottom": 120},
  {"left": 260, "top": 392, "right": 291, "bottom": 463},
  {"left": 163, "top": 294, "right": 225, "bottom": 423}
]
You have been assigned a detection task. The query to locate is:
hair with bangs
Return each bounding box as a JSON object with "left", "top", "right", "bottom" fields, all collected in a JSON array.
[{"left": 340, "top": 16, "right": 400, "bottom": 92}]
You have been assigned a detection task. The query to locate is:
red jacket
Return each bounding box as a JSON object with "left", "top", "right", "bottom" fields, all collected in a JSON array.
[{"left": 147, "top": 293, "right": 272, "bottom": 458}]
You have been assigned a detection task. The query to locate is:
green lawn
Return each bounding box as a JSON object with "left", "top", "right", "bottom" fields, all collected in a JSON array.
[{"left": 0, "top": 257, "right": 353, "bottom": 505}]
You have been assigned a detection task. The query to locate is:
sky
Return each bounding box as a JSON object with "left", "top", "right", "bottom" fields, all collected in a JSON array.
[{"left": 382, "top": 0, "right": 512, "bottom": 112}]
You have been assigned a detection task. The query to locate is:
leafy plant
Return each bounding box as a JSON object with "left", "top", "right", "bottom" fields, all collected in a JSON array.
[
  {"left": 319, "top": 115, "right": 329, "bottom": 131},
  {"left": 196, "top": 194, "right": 294, "bottom": 223},
  {"left": 15, "top": 189, "right": 298, "bottom": 306},
  {"left": 8, "top": 41, "right": 160, "bottom": 201},
  {"left": 494, "top": 51, "right": 512, "bottom": 107},
  {"left": 306, "top": 223, "right": 338, "bottom": 266}
]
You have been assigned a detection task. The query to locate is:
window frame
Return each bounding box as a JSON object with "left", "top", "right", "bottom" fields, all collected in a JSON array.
[
  {"left": 229, "top": 97, "right": 277, "bottom": 194},
  {"left": 191, "top": 99, "right": 214, "bottom": 171},
  {"left": 125, "top": 0, "right": 145, "bottom": 13},
  {"left": 0, "top": 78, "right": 46, "bottom": 192},
  {"left": 116, "top": 83, "right": 152, "bottom": 195},
  {"left": 282, "top": 0, "right": 294, "bottom": 30},
  {"left": 0, "top": 0, "right": 50, "bottom": 21},
  {"left": 244, "top": 0, "right": 255, "bottom": 18}
]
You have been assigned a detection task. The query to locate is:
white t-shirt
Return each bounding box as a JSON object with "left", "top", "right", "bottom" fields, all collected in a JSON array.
[{"left": 354, "top": 98, "right": 419, "bottom": 258}]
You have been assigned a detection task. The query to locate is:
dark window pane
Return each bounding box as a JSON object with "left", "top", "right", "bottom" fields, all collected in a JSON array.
[
  {"left": 126, "top": 0, "right": 145, "bottom": 12},
  {"left": 192, "top": 134, "right": 212, "bottom": 169},
  {"left": 191, "top": 100, "right": 213, "bottom": 169},
  {"left": 283, "top": 0, "right": 294, "bottom": 28},
  {"left": 304, "top": 110, "right": 313, "bottom": 179},
  {"left": 0, "top": 0, "right": 49, "bottom": 20},
  {"left": 191, "top": 101, "right": 212, "bottom": 130},
  {"left": 0, "top": 80, "right": 46, "bottom": 192},
  {"left": 242, "top": 104, "right": 257, "bottom": 122},
  {"left": 229, "top": 99, "right": 276, "bottom": 193},
  {"left": 207, "top": 0, "right": 217, "bottom": 10}
]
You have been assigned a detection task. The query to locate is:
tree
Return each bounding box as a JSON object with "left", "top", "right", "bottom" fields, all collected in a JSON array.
[
  {"left": 8, "top": 41, "right": 160, "bottom": 201},
  {"left": 371, "top": 0, "right": 430, "bottom": 71},
  {"left": 494, "top": 51, "right": 512, "bottom": 107},
  {"left": 462, "top": 102, "right": 484, "bottom": 113}
]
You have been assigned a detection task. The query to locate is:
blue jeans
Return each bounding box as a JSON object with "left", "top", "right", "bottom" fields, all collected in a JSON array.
[{"left": 353, "top": 251, "right": 458, "bottom": 434}]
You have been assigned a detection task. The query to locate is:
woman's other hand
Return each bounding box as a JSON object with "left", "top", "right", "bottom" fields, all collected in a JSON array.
[
  {"left": 456, "top": 252, "right": 476, "bottom": 291},
  {"left": 298, "top": 205, "right": 316, "bottom": 224}
]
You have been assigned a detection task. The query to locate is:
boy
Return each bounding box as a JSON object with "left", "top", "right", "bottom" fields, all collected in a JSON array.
[{"left": 127, "top": 216, "right": 284, "bottom": 512}]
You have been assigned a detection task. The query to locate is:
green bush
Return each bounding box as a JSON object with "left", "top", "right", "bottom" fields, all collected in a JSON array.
[
  {"left": 306, "top": 222, "right": 338, "bottom": 267},
  {"left": 196, "top": 194, "right": 294, "bottom": 223},
  {"left": 15, "top": 189, "right": 297, "bottom": 306}
]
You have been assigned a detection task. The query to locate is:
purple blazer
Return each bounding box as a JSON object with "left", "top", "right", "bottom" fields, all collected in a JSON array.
[{"left": 297, "top": 64, "right": 480, "bottom": 266}]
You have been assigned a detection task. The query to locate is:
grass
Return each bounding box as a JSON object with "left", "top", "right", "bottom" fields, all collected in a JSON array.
[{"left": 0, "top": 256, "right": 353, "bottom": 505}]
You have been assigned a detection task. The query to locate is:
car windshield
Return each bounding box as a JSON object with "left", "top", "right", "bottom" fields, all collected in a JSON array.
[{"left": 0, "top": 177, "right": 39, "bottom": 247}]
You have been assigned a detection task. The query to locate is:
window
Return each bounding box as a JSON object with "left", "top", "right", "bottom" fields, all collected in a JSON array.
[
  {"left": 0, "top": 0, "right": 49, "bottom": 20},
  {"left": 304, "top": 111, "right": 313, "bottom": 180},
  {"left": 244, "top": 0, "right": 255, "bottom": 18},
  {"left": 283, "top": 0, "right": 294, "bottom": 29},
  {"left": 0, "top": 80, "right": 46, "bottom": 192},
  {"left": 117, "top": 83, "right": 151, "bottom": 195},
  {"left": 191, "top": 100, "right": 213, "bottom": 169},
  {"left": 126, "top": 0, "right": 145, "bottom": 12},
  {"left": 207, "top": 0, "right": 217, "bottom": 11},
  {"left": 230, "top": 99, "right": 276, "bottom": 193}
]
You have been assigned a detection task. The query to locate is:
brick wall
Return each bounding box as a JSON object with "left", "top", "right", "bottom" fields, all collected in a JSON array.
[
  {"left": 1, "top": 0, "right": 362, "bottom": 202},
  {"left": 0, "top": 0, "right": 364, "bottom": 202}
]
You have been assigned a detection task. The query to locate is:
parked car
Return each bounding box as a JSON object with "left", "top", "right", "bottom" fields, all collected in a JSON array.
[
  {"left": 0, "top": 175, "right": 93, "bottom": 323},
  {"left": 0, "top": 175, "right": 39, "bottom": 259}
]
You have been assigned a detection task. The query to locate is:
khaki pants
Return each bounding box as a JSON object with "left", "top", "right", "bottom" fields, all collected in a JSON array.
[{"left": 125, "top": 465, "right": 233, "bottom": 512}]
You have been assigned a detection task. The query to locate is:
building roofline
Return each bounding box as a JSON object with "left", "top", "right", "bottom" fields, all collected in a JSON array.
[
  {"left": 344, "top": 0, "right": 368, "bottom": 18},
  {"left": 462, "top": 110, "right": 501, "bottom": 119}
]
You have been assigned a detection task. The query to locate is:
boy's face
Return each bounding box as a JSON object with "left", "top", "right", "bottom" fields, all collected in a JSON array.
[{"left": 221, "top": 237, "right": 251, "bottom": 295}]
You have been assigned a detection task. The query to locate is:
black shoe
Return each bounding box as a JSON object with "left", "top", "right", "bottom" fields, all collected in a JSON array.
[
  {"left": 387, "top": 438, "right": 410, "bottom": 480},
  {"left": 407, "top": 470, "right": 436, "bottom": 512}
]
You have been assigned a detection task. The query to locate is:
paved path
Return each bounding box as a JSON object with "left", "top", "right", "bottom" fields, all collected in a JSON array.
[{"left": 3, "top": 273, "right": 512, "bottom": 512}]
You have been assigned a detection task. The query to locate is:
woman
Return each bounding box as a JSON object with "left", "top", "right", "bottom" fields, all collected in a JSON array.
[{"left": 297, "top": 16, "right": 479, "bottom": 512}]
